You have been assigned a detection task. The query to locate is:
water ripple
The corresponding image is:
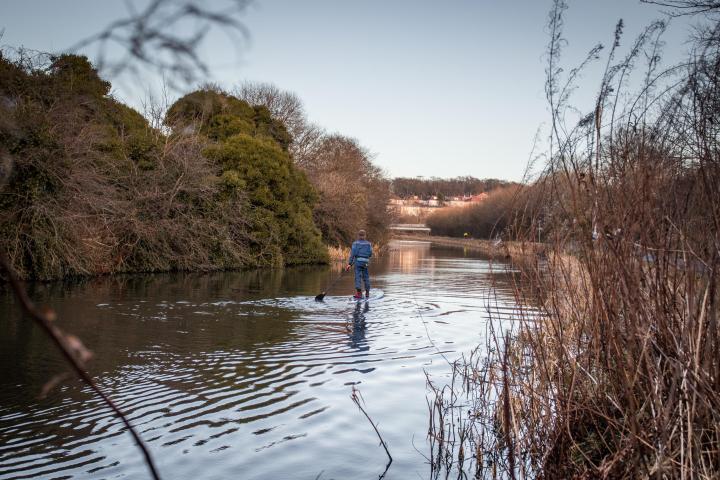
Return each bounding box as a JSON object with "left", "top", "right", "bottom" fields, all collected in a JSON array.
[{"left": 0, "top": 241, "right": 536, "bottom": 479}]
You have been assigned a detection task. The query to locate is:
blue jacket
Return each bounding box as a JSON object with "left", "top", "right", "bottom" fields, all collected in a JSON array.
[{"left": 348, "top": 239, "right": 373, "bottom": 266}]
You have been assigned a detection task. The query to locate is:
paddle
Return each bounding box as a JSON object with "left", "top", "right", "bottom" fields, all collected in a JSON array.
[{"left": 315, "top": 267, "right": 347, "bottom": 301}]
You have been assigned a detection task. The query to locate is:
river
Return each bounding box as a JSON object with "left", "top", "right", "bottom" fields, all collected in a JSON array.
[{"left": 0, "top": 240, "right": 527, "bottom": 479}]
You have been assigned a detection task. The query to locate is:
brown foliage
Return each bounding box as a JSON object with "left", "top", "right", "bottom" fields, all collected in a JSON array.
[
  {"left": 302, "top": 134, "right": 392, "bottom": 246},
  {"left": 392, "top": 176, "right": 513, "bottom": 199},
  {"left": 427, "top": 3, "right": 720, "bottom": 478}
]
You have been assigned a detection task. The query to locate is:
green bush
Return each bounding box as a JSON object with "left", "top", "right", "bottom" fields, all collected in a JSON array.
[
  {"left": 200, "top": 123, "right": 326, "bottom": 266},
  {"left": 166, "top": 89, "right": 291, "bottom": 149},
  {"left": 168, "top": 88, "right": 327, "bottom": 266}
]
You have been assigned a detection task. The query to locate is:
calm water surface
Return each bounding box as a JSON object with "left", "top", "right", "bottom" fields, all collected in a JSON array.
[{"left": 0, "top": 240, "right": 527, "bottom": 479}]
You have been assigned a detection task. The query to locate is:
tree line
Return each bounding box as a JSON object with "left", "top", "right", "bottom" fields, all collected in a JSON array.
[
  {"left": 0, "top": 54, "right": 390, "bottom": 280},
  {"left": 425, "top": 185, "right": 527, "bottom": 238},
  {"left": 391, "top": 176, "right": 515, "bottom": 199}
]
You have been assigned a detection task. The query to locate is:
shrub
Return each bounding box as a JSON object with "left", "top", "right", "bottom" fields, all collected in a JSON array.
[{"left": 0, "top": 54, "right": 327, "bottom": 280}]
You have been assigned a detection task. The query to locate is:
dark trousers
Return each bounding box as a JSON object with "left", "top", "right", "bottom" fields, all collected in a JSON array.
[{"left": 354, "top": 264, "right": 370, "bottom": 291}]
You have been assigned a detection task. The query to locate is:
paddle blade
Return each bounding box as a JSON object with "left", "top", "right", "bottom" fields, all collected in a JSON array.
[{"left": 315, "top": 292, "right": 326, "bottom": 302}]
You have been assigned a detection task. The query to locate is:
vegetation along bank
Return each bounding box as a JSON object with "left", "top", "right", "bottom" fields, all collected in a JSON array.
[{"left": 0, "top": 54, "right": 391, "bottom": 280}]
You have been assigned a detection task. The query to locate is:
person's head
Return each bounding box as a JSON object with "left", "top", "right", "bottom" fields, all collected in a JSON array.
[{"left": 358, "top": 229, "right": 366, "bottom": 240}]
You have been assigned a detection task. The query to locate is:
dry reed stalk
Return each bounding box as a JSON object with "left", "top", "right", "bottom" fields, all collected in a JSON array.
[
  {"left": 426, "top": 2, "right": 720, "bottom": 478},
  {"left": 326, "top": 245, "right": 350, "bottom": 261}
]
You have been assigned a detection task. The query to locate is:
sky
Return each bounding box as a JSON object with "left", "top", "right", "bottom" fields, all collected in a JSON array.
[{"left": 0, "top": 1, "right": 697, "bottom": 181}]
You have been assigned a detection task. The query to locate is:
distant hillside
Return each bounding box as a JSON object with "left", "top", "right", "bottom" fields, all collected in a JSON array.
[{"left": 391, "top": 176, "right": 517, "bottom": 199}]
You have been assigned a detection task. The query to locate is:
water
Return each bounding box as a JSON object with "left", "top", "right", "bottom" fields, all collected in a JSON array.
[{"left": 0, "top": 240, "right": 527, "bottom": 479}]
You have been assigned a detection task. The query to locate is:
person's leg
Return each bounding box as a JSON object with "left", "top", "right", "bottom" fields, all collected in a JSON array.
[
  {"left": 354, "top": 265, "right": 362, "bottom": 298},
  {"left": 362, "top": 266, "right": 370, "bottom": 296}
]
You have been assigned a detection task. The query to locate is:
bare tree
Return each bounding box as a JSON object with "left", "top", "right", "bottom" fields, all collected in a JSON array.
[
  {"left": 231, "top": 83, "right": 392, "bottom": 244},
  {"left": 234, "top": 81, "right": 305, "bottom": 133},
  {"left": 303, "top": 135, "right": 391, "bottom": 245},
  {"left": 233, "top": 80, "right": 326, "bottom": 164}
]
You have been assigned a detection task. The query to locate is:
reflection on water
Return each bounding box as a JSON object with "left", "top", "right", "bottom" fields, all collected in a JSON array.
[
  {"left": 0, "top": 241, "right": 533, "bottom": 480},
  {"left": 348, "top": 302, "right": 370, "bottom": 352}
]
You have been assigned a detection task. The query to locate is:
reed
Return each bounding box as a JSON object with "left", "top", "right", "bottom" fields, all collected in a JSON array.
[{"left": 427, "top": 2, "right": 720, "bottom": 477}]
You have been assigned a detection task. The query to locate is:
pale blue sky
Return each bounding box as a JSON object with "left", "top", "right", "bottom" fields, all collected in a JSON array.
[{"left": 0, "top": 1, "right": 695, "bottom": 180}]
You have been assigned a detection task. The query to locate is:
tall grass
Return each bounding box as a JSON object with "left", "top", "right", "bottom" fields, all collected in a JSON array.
[{"left": 427, "top": 2, "right": 720, "bottom": 478}]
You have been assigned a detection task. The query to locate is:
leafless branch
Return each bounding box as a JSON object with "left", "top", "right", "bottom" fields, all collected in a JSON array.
[
  {"left": 68, "top": 0, "right": 251, "bottom": 88},
  {"left": 351, "top": 386, "right": 392, "bottom": 479}
]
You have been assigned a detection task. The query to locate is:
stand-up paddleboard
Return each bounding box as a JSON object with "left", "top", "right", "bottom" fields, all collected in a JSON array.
[{"left": 350, "top": 289, "right": 384, "bottom": 302}]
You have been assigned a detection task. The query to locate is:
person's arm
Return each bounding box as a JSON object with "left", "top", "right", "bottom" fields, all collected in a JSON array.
[
  {"left": 368, "top": 242, "right": 373, "bottom": 258},
  {"left": 346, "top": 242, "right": 356, "bottom": 270}
]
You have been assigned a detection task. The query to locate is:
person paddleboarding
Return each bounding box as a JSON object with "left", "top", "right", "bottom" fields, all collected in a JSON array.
[{"left": 345, "top": 229, "right": 373, "bottom": 299}]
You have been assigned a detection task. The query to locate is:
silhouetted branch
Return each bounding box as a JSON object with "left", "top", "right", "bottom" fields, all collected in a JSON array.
[
  {"left": 641, "top": 0, "right": 720, "bottom": 16},
  {"left": 68, "top": 0, "right": 251, "bottom": 87},
  {"left": 351, "top": 386, "right": 392, "bottom": 479}
]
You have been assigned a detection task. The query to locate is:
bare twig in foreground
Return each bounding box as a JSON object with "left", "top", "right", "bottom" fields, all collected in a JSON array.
[
  {"left": 0, "top": 254, "right": 161, "bottom": 480},
  {"left": 68, "top": 0, "right": 251, "bottom": 88},
  {"left": 351, "top": 386, "right": 392, "bottom": 479}
]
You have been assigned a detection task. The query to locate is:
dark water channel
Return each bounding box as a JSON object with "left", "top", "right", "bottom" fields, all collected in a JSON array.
[{"left": 0, "top": 240, "right": 527, "bottom": 479}]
